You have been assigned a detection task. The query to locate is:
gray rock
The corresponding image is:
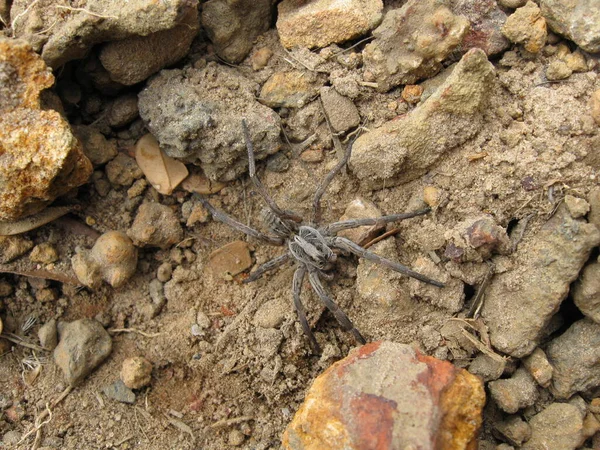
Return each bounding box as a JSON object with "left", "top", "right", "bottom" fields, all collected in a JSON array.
[
  {"left": 38, "top": 319, "right": 58, "bottom": 350},
  {"left": 72, "top": 125, "right": 118, "bottom": 166},
  {"left": 107, "top": 94, "right": 139, "bottom": 128},
  {"left": 53, "top": 319, "right": 112, "bottom": 386},
  {"left": 138, "top": 64, "right": 281, "bottom": 182},
  {"left": 547, "top": 318, "right": 600, "bottom": 399},
  {"left": 494, "top": 415, "right": 532, "bottom": 446},
  {"left": 546, "top": 60, "right": 573, "bottom": 81},
  {"left": 350, "top": 49, "right": 494, "bottom": 189},
  {"left": 540, "top": 0, "right": 600, "bottom": 53},
  {"left": 522, "top": 403, "right": 584, "bottom": 450},
  {"left": 488, "top": 368, "right": 539, "bottom": 414},
  {"left": 320, "top": 87, "right": 360, "bottom": 134},
  {"left": 105, "top": 153, "right": 143, "bottom": 186},
  {"left": 573, "top": 258, "right": 600, "bottom": 323},
  {"left": 2, "top": 430, "right": 21, "bottom": 446},
  {"left": 523, "top": 347, "right": 553, "bottom": 388},
  {"left": 202, "top": 0, "right": 272, "bottom": 64},
  {"left": 103, "top": 379, "right": 136, "bottom": 404},
  {"left": 564, "top": 195, "right": 590, "bottom": 219},
  {"left": 11, "top": 0, "right": 199, "bottom": 68},
  {"left": 362, "top": 0, "right": 469, "bottom": 92},
  {"left": 468, "top": 354, "right": 506, "bottom": 382},
  {"left": 128, "top": 202, "right": 183, "bottom": 249},
  {"left": 99, "top": 7, "right": 198, "bottom": 86},
  {"left": 481, "top": 206, "right": 600, "bottom": 357}
]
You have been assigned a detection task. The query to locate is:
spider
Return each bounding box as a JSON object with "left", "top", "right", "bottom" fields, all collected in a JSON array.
[{"left": 197, "top": 120, "right": 444, "bottom": 354}]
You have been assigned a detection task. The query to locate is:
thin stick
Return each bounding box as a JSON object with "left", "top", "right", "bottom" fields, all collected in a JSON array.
[
  {"left": 10, "top": 0, "right": 41, "bottom": 31},
  {"left": 210, "top": 415, "right": 254, "bottom": 429},
  {"left": 363, "top": 228, "right": 402, "bottom": 249},
  {"left": 467, "top": 262, "right": 495, "bottom": 319},
  {"left": 0, "top": 333, "right": 49, "bottom": 351},
  {"left": 330, "top": 36, "right": 375, "bottom": 57},
  {"left": 108, "top": 328, "right": 162, "bottom": 338}
]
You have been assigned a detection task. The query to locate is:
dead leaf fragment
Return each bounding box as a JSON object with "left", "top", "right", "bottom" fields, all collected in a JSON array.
[{"left": 135, "top": 134, "right": 188, "bottom": 195}]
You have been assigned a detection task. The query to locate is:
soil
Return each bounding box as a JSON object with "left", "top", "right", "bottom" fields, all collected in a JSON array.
[{"left": 1, "top": 17, "right": 600, "bottom": 450}]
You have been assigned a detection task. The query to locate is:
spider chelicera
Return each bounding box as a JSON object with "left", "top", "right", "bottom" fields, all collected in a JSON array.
[{"left": 197, "top": 120, "right": 444, "bottom": 354}]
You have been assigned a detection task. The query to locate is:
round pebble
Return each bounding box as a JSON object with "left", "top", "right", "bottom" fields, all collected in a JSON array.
[
  {"left": 156, "top": 262, "right": 173, "bottom": 282},
  {"left": 121, "top": 356, "right": 153, "bottom": 389}
]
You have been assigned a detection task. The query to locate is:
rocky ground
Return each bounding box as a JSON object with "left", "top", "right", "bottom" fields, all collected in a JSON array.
[{"left": 1, "top": 0, "right": 600, "bottom": 449}]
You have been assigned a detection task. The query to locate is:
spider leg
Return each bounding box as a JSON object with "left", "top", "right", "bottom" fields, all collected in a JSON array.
[
  {"left": 242, "top": 119, "right": 302, "bottom": 223},
  {"left": 330, "top": 236, "right": 445, "bottom": 287},
  {"left": 307, "top": 268, "right": 366, "bottom": 346},
  {"left": 195, "top": 195, "right": 284, "bottom": 246},
  {"left": 293, "top": 265, "right": 321, "bottom": 354},
  {"left": 243, "top": 254, "right": 290, "bottom": 284},
  {"left": 311, "top": 134, "right": 358, "bottom": 225},
  {"left": 321, "top": 208, "right": 432, "bottom": 235}
]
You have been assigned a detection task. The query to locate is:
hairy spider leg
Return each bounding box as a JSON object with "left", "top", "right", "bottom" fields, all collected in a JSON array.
[
  {"left": 242, "top": 119, "right": 302, "bottom": 223},
  {"left": 307, "top": 268, "right": 367, "bottom": 346},
  {"left": 243, "top": 253, "right": 290, "bottom": 284},
  {"left": 321, "top": 208, "right": 432, "bottom": 235},
  {"left": 293, "top": 266, "right": 321, "bottom": 354},
  {"left": 330, "top": 236, "right": 445, "bottom": 287},
  {"left": 195, "top": 195, "right": 284, "bottom": 246}
]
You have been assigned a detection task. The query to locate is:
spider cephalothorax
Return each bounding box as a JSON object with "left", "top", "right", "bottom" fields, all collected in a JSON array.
[{"left": 197, "top": 120, "right": 443, "bottom": 354}]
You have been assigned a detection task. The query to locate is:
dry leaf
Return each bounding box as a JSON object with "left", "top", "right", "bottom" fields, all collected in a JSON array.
[
  {"left": 135, "top": 134, "right": 188, "bottom": 195},
  {"left": 0, "top": 206, "right": 74, "bottom": 236}
]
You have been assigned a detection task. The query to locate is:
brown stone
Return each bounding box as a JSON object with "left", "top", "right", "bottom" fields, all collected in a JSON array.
[
  {"left": 282, "top": 341, "right": 485, "bottom": 449},
  {"left": 502, "top": 1, "right": 547, "bottom": 53},
  {"left": 208, "top": 241, "right": 252, "bottom": 279},
  {"left": 121, "top": 356, "right": 153, "bottom": 389}
]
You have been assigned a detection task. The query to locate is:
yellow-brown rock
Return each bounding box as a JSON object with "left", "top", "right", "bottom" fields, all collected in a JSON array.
[
  {"left": 282, "top": 341, "right": 485, "bottom": 450},
  {"left": 501, "top": 1, "right": 547, "bottom": 54},
  {"left": 0, "top": 37, "right": 92, "bottom": 221}
]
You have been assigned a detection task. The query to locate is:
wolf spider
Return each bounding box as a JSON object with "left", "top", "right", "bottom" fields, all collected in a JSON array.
[{"left": 197, "top": 120, "right": 444, "bottom": 354}]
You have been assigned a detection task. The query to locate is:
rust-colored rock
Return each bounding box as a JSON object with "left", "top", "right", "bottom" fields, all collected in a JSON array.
[
  {"left": 0, "top": 37, "right": 92, "bottom": 221},
  {"left": 282, "top": 341, "right": 485, "bottom": 450}
]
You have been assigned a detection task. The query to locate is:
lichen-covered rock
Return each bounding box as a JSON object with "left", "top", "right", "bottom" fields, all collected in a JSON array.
[
  {"left": 53, "top": 319, "right": 112, "bottom": 386},
  {"left": 202, "top": 0, "right": 272, "bottom": 63},
  {"left": 0, "top": 37, "right": 92, "bottom": 221},
  {"left": 11, "top": 0, "right": 199, "bottom": 68},
  {"left": 350, "top": 49, "right": 494, "bottom": 190},
  {"left": 547, "top": 318, "right": 600, "bottom": 399},
  {"left": 128, "top": 202, "right": 183, "bottom": 249},
  {"left": 282, "top": 341, "right": 485, "bottom": 449},
  {"left": 502, "top": 1, "right": 547, "bottom": 53},
  {"left": 482, "top": 207, "right": 600, "bottom": 358},
  {"left": 362, "top": 0, "right": 469, "bottom": 92},
  {"left": 99, "top": 6, "right": 199, "bottom": 85},
  {"left": 72, "top": 231, "right": 138, "bottom": 289},
  {"left": 138, "top": 64, "right": 281, "bottom": 182},
  {"left": 276, "top": 0, "right": 383, "bottom": 49},
  {"left": 540, "top": 0, "right": 600, "bottom": 53}
]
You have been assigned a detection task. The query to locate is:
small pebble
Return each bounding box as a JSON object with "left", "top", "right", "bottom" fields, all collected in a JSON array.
[
  {"left": 488, "top": 368, "right": 539, "bottom": 413},
  {"left": 300, "top": 147, "right": 324, "bottom": 163},
  {"left": 251, "top": 47, "right": 273, "bottom": 71},
  {"left": 157, "top": 262, "right": 173, "bottom": 282},
  {"left": 546, "top": 60, "right": 572, "bottom": 81},
  {"left": 590, "top": 89, "right": 600, "bottom": 126},
  {"left": 128, "top": 202, "right": 183, "bottom": 249},
  {"left": 38, "top": 319, "right": 58, "bottom": 350},
  {"left": 564, "top": 195, "right": 590, "bottom": 218},
  {"left": 121, "top": 356, "right": 153, "bottom": 389},
  {"left": 228, "top": 429, "right": 245, "bottom": 446},
  {"left": 207, "top": 241, "right": 252, "bottom": 279},
  {"left": 523, "top": 347, "right": 553, "bottom": 388},
  {"left": 103, "top": 379, "right": 136, "bottom": 404},
  {"left": 106, "top": 153, "right": 143, "bottom": 187},
  {"left": 29, "top": 242, "right": 59, "bottom": 264},
  {"left": 401, "top": 84, "right": 423, "bottom": 104}
]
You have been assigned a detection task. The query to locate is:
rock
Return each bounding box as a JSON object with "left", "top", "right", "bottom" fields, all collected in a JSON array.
[
  {"left": 546, "top": 60, "right": 572, "bottom": 81},
  {"left": 0, "top": 236, "right": 34, "bottom": 263},
  {"left": 502, "top": 1, "right": 547, "bottom": 53},
  {"left": 99, "top": 7, "right": 198, "bottom": 86},
  {"left": 254, "top": 298, "right": 289, "bottom": 329},
  {"left": 498, "top": 0, "right": 527, "bottom": 8},
  {"left": 107, "top": 94, "right": 139, "bottom": 128},
  {"left": 356, "top": 239, "right": 401, "bottom": 308},
  {"left": 0, "top": 38, "right": 92, "bottom": 221},
  {"left": 449, "top": 0, "right": 510, "bottom": 56},
  {"left": 337, "top": 198, "right": 384, "bottom": 246},
  {"left": 445, "top": 216, "right": 511, "bottom": 263},
  {"left": 523, "top": 347, "right": 553, "bottom": 388},
  {"left": 299, "top": 147, "right": 323, "bottom": 163},
  {"left": 494, "top": 416, "right": 532, "bottom": 447},
  {"left": 259, "top": 71, "right": 321, "bottom": 109},
  {"left": 522, "top": 403, "right": 584, "bottom": 450},
  {"left": 547, "top": 318, "right": 600, "bottom": 399},
  {"left": 282, "top": 341, "right": 485, "bottom": 449},
  {"left": 38, "top": 319, "right": 58, "bottom": 350},
  {"left": 590, "top": 90, "right": 600, "bottom": 126},
  {"left": 276, "top": 0, "right": 383, "bottom": 49},
  {"left": 121, "top": 356, "right": 152, "bottom": 389},
  {"left": 481, "top": 206, "right": 600, "bottom": 357},
  {"left": 53, "top": 319, "right": 112, "bottom": 386},
  {"left": 207, "top": 240, "right": 252, "bottom": 279},
  {"left": 350, "top": 49, "right": 494, "bottom": 189},
  {"left": 138, "top": 64, "right": 281, "bottom": 182},
  {"left": 409, "top": 256, "right": 465, "bottom": 312},
  {"left": 401, "top": 85, "right": 424, "bottom": 105},
  {"left": 156, "top": 262, "right": 173, "bottom": 283},
  {"left": 72, "top": 126, "right": 118, "bottom": 166},
  {"left": 540, "top": 0, "right": 600, "bottom": 53},
  {"left": 105, "top": 153, "right": 143, "bottom": 186},
  {"left": 251, "top": 47, "right": 273, "bottom": 71},
  {"left": 319, "top": 87, "right": 360, "bottom": 134},
  {"left": 128, "top": 202, "right": 183, "bottom": 249},
  {"left": 573, "top": 258, "right": 600, "bottom": 323},
  {"left": 102, "top": 379, "right": 136, "bottom": 404},
  {"left": 148, "top": 279, "right": 166, "bottom": 317},
  {"left": 468, "top": 354, "right": 506, "bottom": 382},
  {"left": 362, "top": 0, "right": 469, "bottom": 92},
  {"left": 564, "top": 195, "right": 590, "bottom": 219},
  {"left": 72, "top": 231, "right": 138, "bottom": 289},
  {"left": 589, "top": 187, "right": 600, "bottom": 229},
  {"left": 202, "top": 0, "right": 272, "bottom": 63},
  {"left": 29, "top": 242, "right": 58, "bottom": 264},
  {"left": 228, "top": 429, "right": 245, "bottom": 446},
  {"left": 11, "top": 0, "right": 199, "bottom": 68},
  {"left": 488, "top": 368, "right": 538, "bottom": 414},
  {"left": 2, "top": 430, "right": 21, "bottom": 446}
]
